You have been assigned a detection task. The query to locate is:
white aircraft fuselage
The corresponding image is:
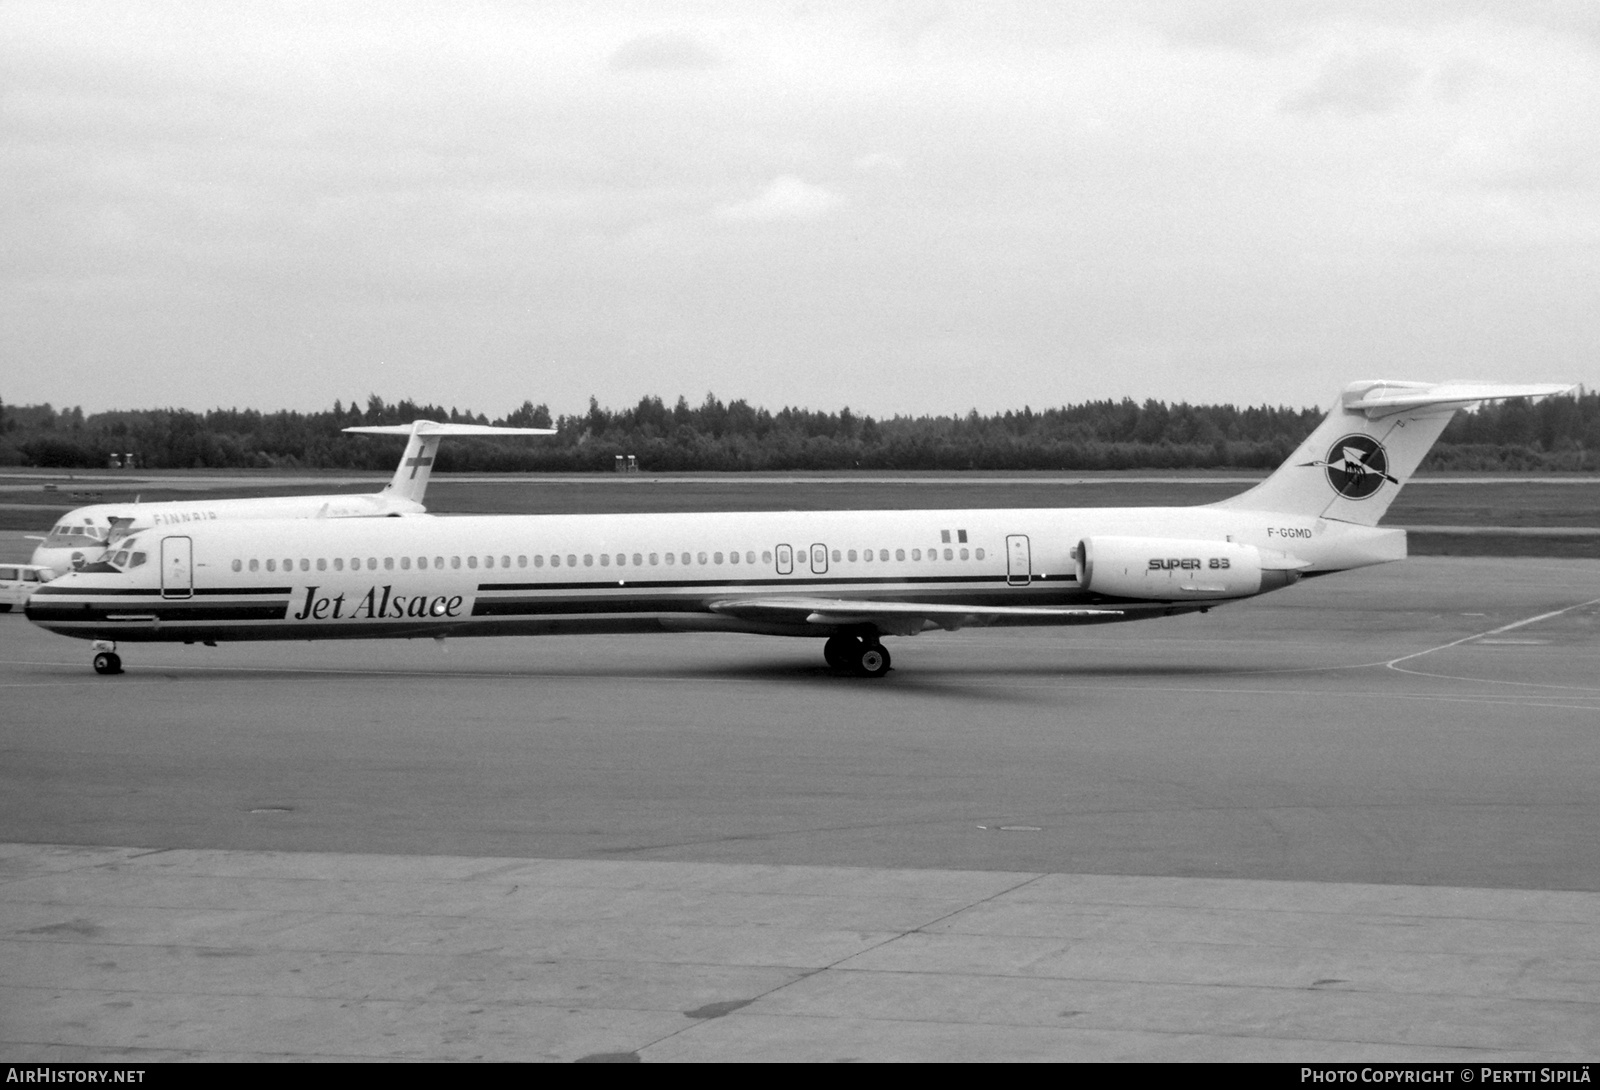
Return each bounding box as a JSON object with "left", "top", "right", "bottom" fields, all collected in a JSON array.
[
  {"left": 27, "top": 420, "right": 552, "bottom": 575},
  {"left": 25, "top": 380, "right": 1572, "bottom": 676},
  {"left": 22, "top": 503, "right": 1402, "bottom": 646}
]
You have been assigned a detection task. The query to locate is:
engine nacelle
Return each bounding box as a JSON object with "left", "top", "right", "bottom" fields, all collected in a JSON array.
[{"left": 1076, "top": 536, "right": 1302, "bottom": 601}]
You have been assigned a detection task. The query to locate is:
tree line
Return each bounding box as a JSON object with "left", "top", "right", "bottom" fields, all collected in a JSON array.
[{"left": 2, "top": 389, "right": 1597, "bottom": 473}]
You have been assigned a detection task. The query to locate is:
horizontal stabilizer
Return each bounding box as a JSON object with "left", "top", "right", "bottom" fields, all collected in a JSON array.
[
  {"left": 711, "top": 596, "right": 1121, "bottom": 634},
  {"left": 346, "top": 419, "right": 557, "bottom": 506},
  {"left": 1342, "top": 381, "right": 1573, "bottom": 419},
  {"left": 1215, "top": 378, "right": 1573, "bottom": 525},
  {"left": 343, "top": 422, "right": 556, "bottom": 437}
]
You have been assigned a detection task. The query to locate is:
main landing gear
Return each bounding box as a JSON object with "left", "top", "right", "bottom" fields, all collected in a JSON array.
[
  {"left": 823, "top": 634, "right": 892, "bottom": 678},
  {"left": 91, "top": 640, "right": 123, "bottom": 676}
]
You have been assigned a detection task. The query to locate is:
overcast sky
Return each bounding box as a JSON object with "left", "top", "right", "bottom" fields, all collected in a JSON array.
[{"left": 4, "top": 1, "right": 1597, "bottom": 419}]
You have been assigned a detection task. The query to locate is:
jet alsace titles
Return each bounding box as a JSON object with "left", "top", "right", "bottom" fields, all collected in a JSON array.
[
  {"left": 27, "top": 380, "right": 1571, "bottom": 678},
  {"left": 27, "top": 420, "right": 554, "bottom": 575}
]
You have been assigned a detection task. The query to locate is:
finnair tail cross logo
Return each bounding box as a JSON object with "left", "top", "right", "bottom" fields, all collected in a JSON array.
[
  {"left": 405, "top": 453, "right": 434, "bottom": 479},
  {"left": 1302, "top": 434, "right": 1398, "bottom": 500}
]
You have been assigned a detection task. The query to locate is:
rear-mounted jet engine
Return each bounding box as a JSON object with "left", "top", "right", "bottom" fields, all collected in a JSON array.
[{"left": 1076, "top": 536, "right": 1305, "bottom": 600}]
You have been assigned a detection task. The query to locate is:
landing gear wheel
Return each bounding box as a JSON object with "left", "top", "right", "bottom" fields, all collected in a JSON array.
[
  {"left": 92, "top": 652, "right": 123, "bottom": 676},
  {"left": 854, "top": 642, "right": 891, "bottom": 678},
  {"left": 823, "top": 634, "right": 862, "bottom": 669}
]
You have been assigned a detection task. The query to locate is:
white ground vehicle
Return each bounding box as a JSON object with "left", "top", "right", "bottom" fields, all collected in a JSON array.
[{"left": 0, "top": 564, "right": 54, "bottom": 612}]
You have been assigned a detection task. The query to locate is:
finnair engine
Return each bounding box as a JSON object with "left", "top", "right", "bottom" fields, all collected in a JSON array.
[{"left": 1076, "top": 536, "right": 1305, "bottom": 600}]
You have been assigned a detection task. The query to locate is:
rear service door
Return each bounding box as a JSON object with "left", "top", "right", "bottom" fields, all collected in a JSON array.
[
  {"left": 161, "top": 536, "right": 193, "bottom": 599},
  {"left": 1006, "top": 534, "right": 1031, "bottom": 587}
]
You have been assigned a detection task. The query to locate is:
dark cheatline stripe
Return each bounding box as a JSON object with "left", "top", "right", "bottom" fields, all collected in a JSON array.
[
  {"left": 197, "top": 586, "right": 292, "bottom": 596},
  {"left": 470, "top": 583, "right": 1077, "bottom": 619},
  {"left": 34, "top": 585, "right": 290, "bottom": 597},
  {"left": 477, "top": 573, "right": 1073, "bottom": 593},
  {"left": 473, "top": 596, "right": 684, "bottom": 618},
  {"left": 27, "top": 602, "right": 289, "bottom": 623},
  {"left": 32, "top": 585, "right": 157, "bottom": 597}
]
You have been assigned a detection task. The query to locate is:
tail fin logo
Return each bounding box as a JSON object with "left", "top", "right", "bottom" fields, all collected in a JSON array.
[{"left": 1303, "top": 434, "right": 1398, "bottom": 500}]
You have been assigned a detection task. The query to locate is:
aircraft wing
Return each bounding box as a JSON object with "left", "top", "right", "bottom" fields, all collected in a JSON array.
[{"left": 708, "top": 596, "right": 1122, "bottom": 634}]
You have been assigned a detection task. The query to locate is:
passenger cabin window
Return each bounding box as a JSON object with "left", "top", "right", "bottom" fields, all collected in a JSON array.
[{"left": 231, "top": 559, "right": 241, "bottom": 572}]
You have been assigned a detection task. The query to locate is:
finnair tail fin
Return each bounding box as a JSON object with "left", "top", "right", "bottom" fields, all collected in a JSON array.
[
  {"left": 344, "top": 420, "right": 556, "bottom": 507},
  {"left": 1213, "top": 380, "right": 1571, "bottom": 526}
]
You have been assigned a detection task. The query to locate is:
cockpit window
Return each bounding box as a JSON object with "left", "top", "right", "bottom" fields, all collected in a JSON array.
[
  {"left": 46, "top": 522, "right": 110, "bottom": 545},
  {"left": 104, "top": 549, "right": 147, "bottom": 572}
]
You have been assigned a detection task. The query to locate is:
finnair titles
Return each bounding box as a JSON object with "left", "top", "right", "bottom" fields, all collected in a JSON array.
[{"left": 26, "top": 380, "right": 1570, "bottom": 677}]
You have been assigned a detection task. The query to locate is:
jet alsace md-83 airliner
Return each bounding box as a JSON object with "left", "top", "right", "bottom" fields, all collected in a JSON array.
[
  {"left": 27, "top": 380, "right": 1569, "bottom": 677},
  {"left": 27, "top": 420, "right": 554, "bottom": 575}
]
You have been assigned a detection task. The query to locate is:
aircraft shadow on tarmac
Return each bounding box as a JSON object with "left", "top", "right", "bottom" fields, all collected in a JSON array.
[{"left": 87, "top": 656, "right": 1281, "bottom": 703}]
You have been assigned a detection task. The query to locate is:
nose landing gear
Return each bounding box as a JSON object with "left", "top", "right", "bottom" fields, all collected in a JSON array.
[
  {"left": 822, "top": 634, "right": 892, "bottom": 678},
  {"left": 91, "top": 640, "right": 123, "bottom": 675}
]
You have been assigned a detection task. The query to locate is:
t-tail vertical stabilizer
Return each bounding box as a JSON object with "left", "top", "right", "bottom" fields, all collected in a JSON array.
[
  {"left": 344, "top": 420, "right": 557, "bottom": 508},
  {"left": 1213, "top": 380, "right": 1572, "bottom": 526}
]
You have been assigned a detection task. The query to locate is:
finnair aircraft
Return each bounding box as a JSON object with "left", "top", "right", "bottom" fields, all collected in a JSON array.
[
  {"left": 27, "top": 380, "right": 1567, "bottom": 677},
  {"left": 27, "top": 420, "right": 553, "bottom": 575}
]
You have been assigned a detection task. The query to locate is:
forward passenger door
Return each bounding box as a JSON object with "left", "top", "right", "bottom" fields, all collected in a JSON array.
[{"left": 161, "top": 536, "right": 194, "bottom": 599}]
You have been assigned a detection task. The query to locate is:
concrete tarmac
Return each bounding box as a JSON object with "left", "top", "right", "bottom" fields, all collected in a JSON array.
[{"left": 2, "top": 557, "right": 1598, "bottom": 1060}]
